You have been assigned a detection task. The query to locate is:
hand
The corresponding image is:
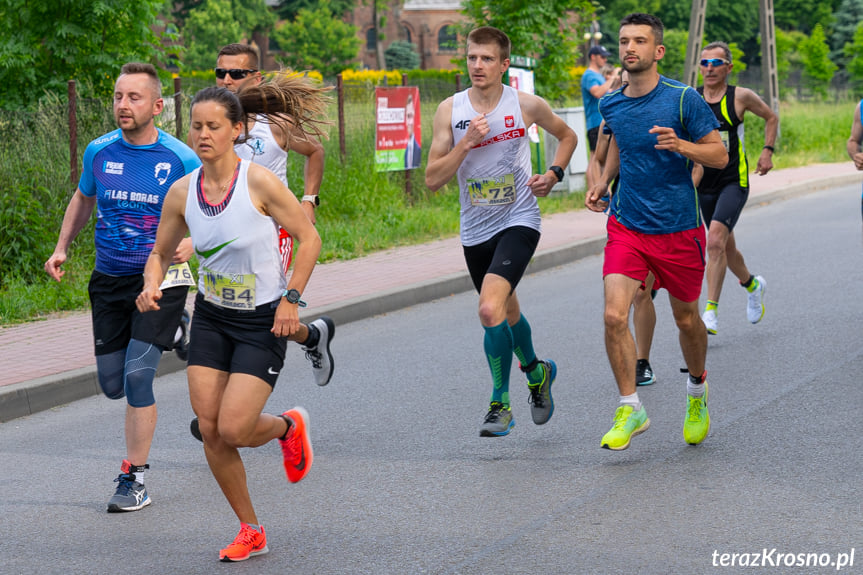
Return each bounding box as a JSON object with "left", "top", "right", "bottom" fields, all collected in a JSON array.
[
  {"left": 755, "top": 149, "right": 774, "bottom": 176},
  {"left": 585, "top": 183, "right": 610, "bottom": 212},
  {"left": 172, "top": 237, "right": 194, "bottom": 264},
  {"left": 649, "top": 126, "right": 682, "bottom": 153},
  {"left": 44, "top": 252, "right": 67, "bottom": 282},
  {"left": 527, "top": 173, "right": 556, "bottom": 197},
  {"left": 463, "top": 113, "right": 490, "bottom": 148},
  {"left": 853, "top": 152, "right": 863, "bottom": 171},
  {"left": 301, "top": 200, "right": 316, "bottom": 225},
  {"left": 136, "top": 284, "right": 163, "bottom": 313},
  {"left": 271, "top": 299, "right": 301, "bottom": 338}
]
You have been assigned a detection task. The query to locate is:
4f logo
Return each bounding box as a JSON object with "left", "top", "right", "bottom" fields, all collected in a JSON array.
[
  {"left": 454, "top": 119, "right": 471, "bottom": 130},
  {"left": 505, "top": 116, "right": 514, "bottom": 128}
]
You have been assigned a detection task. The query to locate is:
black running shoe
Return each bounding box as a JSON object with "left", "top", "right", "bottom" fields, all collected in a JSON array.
[{"left": 635, "top": 359, "right": 656, "bottom": 386}]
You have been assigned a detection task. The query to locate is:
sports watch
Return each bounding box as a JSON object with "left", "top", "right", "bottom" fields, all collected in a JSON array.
[
  {"left": 548, "top": 165, "right": 565, "bottom": 182},
  {"left": 282, "top": 289, "right": 307, "bottom": 307},
  {"left": 302, "top": 194, "right": 320, "bottom": 206}
]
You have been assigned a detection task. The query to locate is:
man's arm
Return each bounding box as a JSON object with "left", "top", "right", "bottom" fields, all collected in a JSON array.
[
  {"left": 274, "top": 122, "right": 325, "bottom": 224},
  {"left": 586, "top": 134, "right": 618, "bottom": 212},
  {"left": 738, "top": 87, "right": 779, "bottom": 175},
  {"left": 847, "top": 102, "right": 863, "bottom": 171},
  {"left": 521, "top": 92, "right": 577, "bottom": 196},
  {"left": 44, "top": 190, "right": 96, "bottom": 282},
  {"left": 588, "top": 68, "right": 621, "bottom": 99},
  {"left": 425, "top": 97, "right": 489, "bottom": 191},
  {"left": 650, "top": 127, "right": 728, "bottom": 169}
]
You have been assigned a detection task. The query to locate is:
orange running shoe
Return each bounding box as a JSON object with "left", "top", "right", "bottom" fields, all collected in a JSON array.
[
  {"left": 219, "top": 524, "right": 268, "bottom": 562},
  {"left": 280, "top": 407, "right": 313, "bottom": 483}
]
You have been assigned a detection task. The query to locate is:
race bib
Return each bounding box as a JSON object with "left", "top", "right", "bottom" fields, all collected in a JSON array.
[
  {"left": 159, "top": 262, "right": 195, "bottom": 290},
  {"left": 720, "top": 130, "right": 730, "bottom": 151},
  {"left": 200, "top": 269, "right": 256, "bottom": 310},
  {"left": 467, "top": 173, "right": 516, "bottom": 206}
]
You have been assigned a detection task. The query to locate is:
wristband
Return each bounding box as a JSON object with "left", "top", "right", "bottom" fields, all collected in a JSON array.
[{"left": 763, "top": 145, "right": 774, "bottom": 152}]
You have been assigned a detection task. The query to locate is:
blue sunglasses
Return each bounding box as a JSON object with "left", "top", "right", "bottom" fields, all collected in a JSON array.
[{"left": 700, "top": 58, "right": 730, "bottom": 67}]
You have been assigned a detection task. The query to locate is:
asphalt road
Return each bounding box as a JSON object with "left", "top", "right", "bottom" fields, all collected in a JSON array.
[{"left": 1, "top": 183, "right": 861, "bottom": 574}]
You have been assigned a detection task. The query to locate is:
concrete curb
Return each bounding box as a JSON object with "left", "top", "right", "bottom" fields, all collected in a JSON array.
[{"left": 2, "top": 172, "right": 859, "bottom": 423}]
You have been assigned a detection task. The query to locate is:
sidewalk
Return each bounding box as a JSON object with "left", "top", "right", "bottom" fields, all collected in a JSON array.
[{"left": 1, "top": 163, "right": 860, "bottom": 422}]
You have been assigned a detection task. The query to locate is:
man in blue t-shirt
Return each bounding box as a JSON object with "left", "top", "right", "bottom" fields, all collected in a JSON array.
[
  {"left": 45, "top": 63, "right": 200, "bottom": 513},
  {"left": 581, "top": 45, "right": 620, "bottom": 188},
  {"left": 585, "top": 13, "right": 728, "bottom": 451}
]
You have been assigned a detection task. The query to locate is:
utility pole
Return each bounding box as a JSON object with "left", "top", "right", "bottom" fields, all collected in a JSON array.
[
  {"left": 683, "top": 0, "right": 707, "bottom": 87},
  {"left": 759, "top": 0, "right": 780, "bottom": 121}
]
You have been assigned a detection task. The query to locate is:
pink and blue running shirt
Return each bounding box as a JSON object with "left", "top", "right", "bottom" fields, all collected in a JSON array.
[
  {"left": 78, "top": 128, "right": 200, "bottom": 276},
  {"left": 600, "top": 76, "right": 719, "bottom": 234}
]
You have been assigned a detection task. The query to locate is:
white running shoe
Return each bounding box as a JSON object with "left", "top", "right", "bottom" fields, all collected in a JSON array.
[
  {"left": 746, "top": 275, "right": 766, "bottom": 324},
  {"left": 702, "top": 308, "right": 718, "bottom": 335}
]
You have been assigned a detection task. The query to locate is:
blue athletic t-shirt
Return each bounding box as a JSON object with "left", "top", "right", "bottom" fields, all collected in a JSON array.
[
  {"left": 581, "top": 69, "right": 605, "bottom": 131},
  {"left": 78, "top": 128, "right": 200, "bottom": 276},
  {"left": 600, "top": 76, "right": 719, "bottom": 234}
]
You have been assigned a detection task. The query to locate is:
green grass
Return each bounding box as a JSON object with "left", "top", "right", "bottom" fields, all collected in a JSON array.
[{"left": 0, "top": 96, "right": 854, "bottom": 325}]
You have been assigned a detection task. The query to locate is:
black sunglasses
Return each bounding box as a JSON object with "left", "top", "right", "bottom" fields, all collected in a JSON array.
[
  {"left": 215, "top": 68, "right": 257, "bottom": 80},
  {"left": 700, "top": 58, "right": 730, "bottom": 67}
]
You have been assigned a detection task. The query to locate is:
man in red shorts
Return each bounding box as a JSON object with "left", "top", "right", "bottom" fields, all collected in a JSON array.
[{"left": 585, "top": 13, "right": 727, "bottom": 450}]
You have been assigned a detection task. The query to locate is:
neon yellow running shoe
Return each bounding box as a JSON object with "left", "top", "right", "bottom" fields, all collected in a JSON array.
[
  {"left": 683, "top": 382, "right": 710, "bottom": 445},
  {"left": 601, "top": 405, "right": 650, "bottom": 450}
]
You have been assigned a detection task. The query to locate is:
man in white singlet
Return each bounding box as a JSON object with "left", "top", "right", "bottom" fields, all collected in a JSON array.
[{"left": 426, "top": 26, "right": 577, "bottom": 437}]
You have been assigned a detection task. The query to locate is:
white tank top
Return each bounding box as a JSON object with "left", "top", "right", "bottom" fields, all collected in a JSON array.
[
  {"left": 235, "top": 115, "right": 289, "bottom": 186},
  {"left": 185, "top": 160, "right": 286, "bottom": 309},
  {"left": 451, "top": 85, "right": 540, "bottom": 246}
]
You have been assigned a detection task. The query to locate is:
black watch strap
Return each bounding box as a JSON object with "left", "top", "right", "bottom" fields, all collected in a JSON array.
[{"left": 549, "top": 165, "right": 564, "bottom": 182}]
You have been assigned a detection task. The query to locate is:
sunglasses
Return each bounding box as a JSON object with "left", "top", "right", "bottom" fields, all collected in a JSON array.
[
  {"left": 214, "top": 68, "right": 257, "bottom": 80},
  {"left": 700, "top": 58, "right": 730, "bottom": 67}
]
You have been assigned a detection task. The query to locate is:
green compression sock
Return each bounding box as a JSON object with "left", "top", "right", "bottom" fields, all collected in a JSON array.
[
  {"left": 510, "top": 313, "right": 543, "bottom": 384},
  {"left": 484, "top": 320, "right": 514, "bottom": 406}
]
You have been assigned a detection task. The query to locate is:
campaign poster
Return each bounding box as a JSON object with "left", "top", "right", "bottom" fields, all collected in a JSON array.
[
  {"left": 375, "top": 86, "right": 421, "bottom": 172},
  {"left": 508, "top": 67, "right": 540, "bottom": 144}
]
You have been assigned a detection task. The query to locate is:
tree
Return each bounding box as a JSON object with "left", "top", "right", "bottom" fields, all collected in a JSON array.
[
  {"left": 272, "top": 0, "right": 360, "bottom": 78},
  {"left": 656, "top": 28, "right": 688, "bottom": 81},
  {"left": 844, "top": 22, "right": 863, "bottom": 95},
  {"left": 181, "top": 0, "right": 277, "bottom": 71},
  {"left": 385, "top": 41, "right": 420, "bottom": 70},
  {"left": 775, "top": 28, "right": 807, "bottom": 98},
  {"left": 800, "top": 24, "right": 838, "bottom": 99},
  {"left": 774, "top": 0, "right": 835, "bottom": 35},
  {"left": 0, "top": 0, "right": 174, "bottom": 108},
  {"left": 830, "top": 0, "right": 863, "bottom": 75},
  {"left": 274, "top": 0, "right": 354, "bottom": 22},
  {"left": 460, "top": 0, "right": 596, "bottom": 102}
]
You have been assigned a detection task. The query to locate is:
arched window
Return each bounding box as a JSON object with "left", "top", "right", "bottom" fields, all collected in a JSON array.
[
  {"left": 402, "top": 25, "right": 412, "bottom": 44},
  {"left": 438, "top": 25, "right": 457, "bottom": 52},
  {"left": 366, "top": 27, "right": 377, "bottom": 52}
]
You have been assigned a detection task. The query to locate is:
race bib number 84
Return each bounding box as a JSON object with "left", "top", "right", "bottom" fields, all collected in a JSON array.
[
  {"left": 201, "top": 270, "right": 256, "bottom": 310},
  {"left": 468, "top": 173, "right": 516, "bottom": 206}
]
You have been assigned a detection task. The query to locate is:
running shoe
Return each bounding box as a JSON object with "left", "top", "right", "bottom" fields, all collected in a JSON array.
[
  {"left": 303, "top": 317, "right": 335, "bottom": 386},
  {"left": 190, "top": 417, "right": 202, "bottom": 442},
  {"left": 173, "top": 309, "right": 190, "bottom": 361},
  {"left": 702, "top": 308, "right": 718, "bottom": 335},
  {"left": 600, "top": 404, "right": 650, "bottom": 450},
  {"left": 527, "top": 359, "right": 556, "bottom": 425},
  {"left": 219, "top": 524, "right": 269, "bottom": 562},
  {"left": 280, "top": 407, "right": 313, "bottom": 483},
  {"left": 635, "top": 359, "right": 656, "bottom": 386},
  {"left": 746, "top": 276, "right": 766, "bottom": 324},
  {"left": 107, "top": 473, "right": 151, "bottom": 512},
  {"left": 479, "top": 402, "right": 514, "bottom": 437},
  {"left": 684, "top": 382, "right": 710, "bottom": 445}
]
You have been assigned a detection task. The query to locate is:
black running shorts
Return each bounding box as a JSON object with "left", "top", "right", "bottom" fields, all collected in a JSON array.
[
  {"left": 88, "top": 270, "right": 188, "bottom": 356},
  {"left": 698, "top": 182, "right": 750, "bottom": 231},
  {"left": 188, "top": 293, "right": 287, "bottom": 387},
  {"left": 463, "top": 226, "right": 540, "bottom": 294}
]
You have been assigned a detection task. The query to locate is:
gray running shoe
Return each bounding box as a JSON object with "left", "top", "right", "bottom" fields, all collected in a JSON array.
[
  {"left": 527, "top": 360, "right": 556, "bottom": 425},
  {"left": 303, "top": 317, "right": 335, "bottom": 386},
  {"left": 479, "top": 402, "right": 514, "bottom": 437},
  {"left": 635, "top": 359, "right": 656, "bottom": 386},
  {"left": 107, "top": 474, "right": 151, "bottom": 513},
  {"left": 173, "top": 309, "right": 190, "bottom": 361}
]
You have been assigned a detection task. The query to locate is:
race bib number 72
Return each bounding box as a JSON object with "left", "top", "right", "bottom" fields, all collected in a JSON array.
[{"left": 467, "top": 173, "right": 516, "bottom": 206}]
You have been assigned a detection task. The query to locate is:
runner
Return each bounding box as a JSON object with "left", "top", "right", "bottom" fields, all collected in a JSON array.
[
  {"left": 426, "top": 26, "right": 577, "bottom": 437},
  {"left": 44, "top": 63, "right": 200, "bottom": 512},
  {"left": 585, "top": 13, "right": 727, "bottom": 449},
  {"left": 696, "top": 41, "right": 777, "bottom": 334},
  {"left": 136, "top": 77, "right": 328, "bottom": 561}
]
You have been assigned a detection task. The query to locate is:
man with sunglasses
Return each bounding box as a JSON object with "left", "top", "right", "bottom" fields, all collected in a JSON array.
[
  {"left": 695, "top": 41, "right": 778, "bottom": 336},
  {"left": 211, "top": 43, "right": 334, "bottom": 388}
]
